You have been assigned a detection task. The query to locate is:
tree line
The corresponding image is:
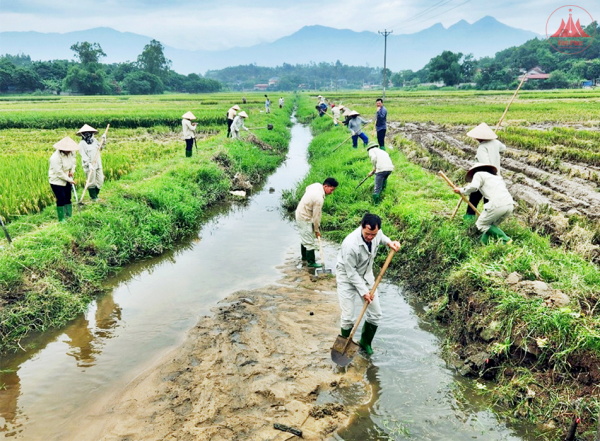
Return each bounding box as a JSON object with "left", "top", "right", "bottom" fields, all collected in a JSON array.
[{"left": 0, "top": 40, "right": 221, "bottom": 95}]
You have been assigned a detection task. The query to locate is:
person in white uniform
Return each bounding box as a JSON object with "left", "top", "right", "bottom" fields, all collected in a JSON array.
[
  {"left": 227, "top": 105, "right": 241, "bottom": 137},
  {"left": 230, "top": 111, "right": 249, "bottom": 139},
  {"left": 455, "top": 163, "right": 514, "bottom": 244},
  {"left": 464, "top": 122, "right": 506, "bottom": 218},
  {"left": 181, "top": 111, "right": 197, "bottom": 157},
  {"left": 78, "top": 124, "right": 106, "bottom": 200},
  {"left": 49, "top": 137, "right": 79, "bottom": 221},
  {"left": 336, "top": 213, "right": 401, "bottom": 355},
  {"left": 366, "top": 141, "right": 394, "bottom": 205}
]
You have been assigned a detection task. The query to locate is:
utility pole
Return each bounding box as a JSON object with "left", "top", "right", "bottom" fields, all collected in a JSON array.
[{"left": 378, "top": 29, "right": 392, "bottom": 99}]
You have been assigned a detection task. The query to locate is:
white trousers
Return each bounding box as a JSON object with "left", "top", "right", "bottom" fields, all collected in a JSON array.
[
  {"left": 297, "top": 219, "right": 316, "bottom": 251},
  {"left": 231, "top": 129, "right": 240, "bottom": 139},
  {"left": 337, "top": 279, "right": 382, "bottom": 329},
  {"left": 85, "top": 167, "right": 104, "bottom": 189},
  {"left": 476, "top": 203, "right": 513, "bottom": 233}
]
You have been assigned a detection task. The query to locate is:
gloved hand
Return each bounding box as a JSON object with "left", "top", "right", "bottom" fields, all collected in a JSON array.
[{"left": 350, "top": 130, "right": 356, "bottom": 136}]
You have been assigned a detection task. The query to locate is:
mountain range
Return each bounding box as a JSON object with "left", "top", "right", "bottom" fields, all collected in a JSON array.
[{"left": 0, "top": 17, "right": 541, "bottom": 74}]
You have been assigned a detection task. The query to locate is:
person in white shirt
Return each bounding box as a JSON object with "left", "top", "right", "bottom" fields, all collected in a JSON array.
[
  {"left": 78, "top": 124, "right": 106, "bottom": 200},
  {"left": 49, "top": 137, "right": 79, "bottom": 221},
  {"left": 336, "top": 213, "right": 401, "bottom": 355},
  {"left": 181, "top": 111, "right": 197, "bottom": 157},
  {"left": 230, "top": 111, "right": 249, "bottom": 139},
  {"left": 455, "top": 163, "right": 514, "bottom": 244},
  {"left": 279, "top": 97, "right": 284, "bottom": 108},
  {"left": 295, "top": 177, "right": 339, "bottom": 267},
  {"left": 366, "top": 141, "right": 394, "bottom": 205},
  {"left": 227, "top": 105, "right": 241, "bottom": 137},
  {"left": 464, "top": 122, "right": 506, "bottom": 219},
  {"left": 265, "top": 95, "right": 271, "bottom": 113}
]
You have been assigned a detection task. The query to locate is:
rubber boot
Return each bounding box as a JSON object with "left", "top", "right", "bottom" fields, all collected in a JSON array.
[
  {"left": 64, "top": 204, "right": 72, "bottom": 218},
  {"left": 359, "top": 321, "right": 378, "bottom": 356},
  {"left": 372, "top": 193, "right": 380, "bottom": 205},
  {"left": 341, "top": 327, "right": 351, "bottom": 338},
  {"left": 56, "top": 206, "right": 65, "bottom": 222},
  {"left": 301, "top": 245, "right": 307, "bottom": 261},
  {"left": 185, "top": 149, "right": 192, "bottom": 158},
  {"left": 306, "top": 249, "right": 322, "bottom": 268},
  {"left": 480, "top": 231, "right": 491, "bottom": 245},
  {"left": 88, "top": 188, "right": 96, "bottom": 201},
  {"left": 487, "top": 225, "right": 512, "bottom": 244},
  {"left": 463, "top": 213, "right": 476, "bottom": 221},
  {"left": 95, "top": 188, "right": 100, "bottom": 199}
]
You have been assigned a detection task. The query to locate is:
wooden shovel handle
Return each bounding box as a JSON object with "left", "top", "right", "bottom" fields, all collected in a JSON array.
[
  {"left": 332, "top": 133, "right": 354, "bottom": 152},
  {"left": 317, "top": 236, "right": 326, "bottom": 267},
  {"left": 438, "top": 171, "right": 481, "bottom": 216},
  {"left": 347, "top": 248, "right": 396, "bottom": 341}
]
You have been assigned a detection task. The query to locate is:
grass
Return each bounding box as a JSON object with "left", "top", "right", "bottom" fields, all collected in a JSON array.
[{"left": 292, "top": 93, "right": 600, "bottom": 439}]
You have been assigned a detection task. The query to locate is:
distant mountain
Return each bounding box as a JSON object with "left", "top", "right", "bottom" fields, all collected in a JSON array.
[{"left": 0, "top": 17, "right": 541, "bottom": 74}]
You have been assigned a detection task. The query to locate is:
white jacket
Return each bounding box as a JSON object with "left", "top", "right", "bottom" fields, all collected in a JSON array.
[
  {"left": 369, "top": 148, "right": 394, "bottom": 173},
  {"left": 336, "top": 226, "right": 391, "bottom": 295},
  {"left": 476, "top": 139, "right": 506, "bottom": 172},
  {"left": 461, "top": 172, "right": 514, "bottom": 208},
  {"left": 231, "top": 115, "right": 247, "bottom": 132},
  {"left": 79, "top": 138, "right": 103, "bottom": 172},
  {"left": 49, "top": 150, "right": 76, "bottom": 186},
  {"left": 227, "top": 108, "right": 237, "bottom": 120},
  {"left": 182, "top": 119, "right": 196, "bottom": 139},
  {"left": 295, "top": 183, "right": 325, "bottom": 230}
]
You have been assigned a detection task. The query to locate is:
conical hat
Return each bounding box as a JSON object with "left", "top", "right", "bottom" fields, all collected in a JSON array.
[
  {"left": 366, "top": 141, "right": 379, "bottom": 150},
  {"left": 317, "top": 95, "right": 323, "bottom": 99},
  {"left": 53, "top": 137, "right": 79, "bottom": 152},
  {"left": 347, "top": 110, "right": 360, "bottom": 117},
  {"left": 466, "top": 122, "right": 497, "bottom": 140},
  {"left": 466, "top": 163, "right": 498, "bottom": 182},
  {"left": 232, "top": 105, "right": 241, "bottom": 111},
  {"left": 76, "top": 124, "right": 98, "bottom": 135},
  {"left": 238, "top": 111, "right": 248, "bottom": 118},
  {"left": 182, "top": 111, "right": 196, "bottom": 120}
]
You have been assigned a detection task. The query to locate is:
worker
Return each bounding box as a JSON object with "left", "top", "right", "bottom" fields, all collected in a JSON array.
[
  {"left": 347, "top": 110, "right": 370, "bottom": 148},
  {"left": 78, "top": 124, "right": 106, "bottom": 200},
  {"left": 242, "top": 97, "right": 247, "bottom": 104},
  {"left": 181, "top": 111, "right": 197, "bottom": 158},
  {"left": 265, "top": 95, "right": 271, "bottom": 113},
  {"left": 375, "top": 98, "right": 388, "bottom": 150},
  {"left": 49, "top": 137, "right": 79, "bottom": 221},
  {"left": 231, "top": 111, "right": 249, "bottom": 139},
  {"left": 464, "top": 122, "right": 506, "bottom": 219},
  {"left": 331, "top": 104, "right": 345, "bottom": 126},
  {"left": 295, "top": 177, "right": 339, "bottom": 268},
  {"left": 279, "top": 97, "right": 284, "bottom": 109},
  {"left": 366, "top": 141, "right": 394, "bottom": 205},
  {"left": 455, "top": 163, "right": 514, "bottom": 244},
  {"left": 336, "top": 213, "right": 401, "bottom": 355},
  {"left": 316, "top": 95, "right": 327, "bottom": 117},
  {"left": 226, "top": 105, "right": 241, "bottom": 137}
]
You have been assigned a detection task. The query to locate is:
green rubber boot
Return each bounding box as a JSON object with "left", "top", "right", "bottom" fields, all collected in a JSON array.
[
  {"left": 372, "top": 193, "right": 381, "bottom": 205},
  {"left": 301, "top": 245, "right": 307, "bottom": 261},
  {"left": 341, "top": 327, "right": 351, "bottom": 338},
  {"left": 185, "top": 149, "right": 192, "bottom": 158},
  {"left": 56, "top": 206, "right": 65, "bottom": 222},
  {"left": 64, "top": 204, "right": 72, "bottom": 218},
  {"left": 359, "top": 321, "right": 378, "bottom": 356},
  {"left": 488, "top": 225, "right": 512, "bottom": 244},
  {"left": 463, "top": 213, "right": 476, "bottom": 221},
  {"left": 306, "top": 249, "right": 322, "bottom": 268},
  {"left": 88, "top": 188, "right": 96, "bottom": 200},
  {"left": 480, "top": 231, "right": 491, "bottom": 245}
]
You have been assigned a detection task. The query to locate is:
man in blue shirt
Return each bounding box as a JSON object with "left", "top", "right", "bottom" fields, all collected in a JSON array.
[{"left": 375, "top": 98, "right": 388, "bottom": 150}]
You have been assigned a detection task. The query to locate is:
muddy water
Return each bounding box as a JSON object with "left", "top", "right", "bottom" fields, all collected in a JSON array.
[{"left": 0, "top": 118, "right": 528, "bottom": 441}]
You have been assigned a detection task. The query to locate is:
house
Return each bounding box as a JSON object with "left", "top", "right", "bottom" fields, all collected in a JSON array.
[
  {"left": 253, "top": 84, "right": 269, "bottom": 91},
  {"left": 268, "top": 77, "right": 279, "bottom": 86},
  {"left": 519, "top": 67, "right": 550, "bottom": 81}
]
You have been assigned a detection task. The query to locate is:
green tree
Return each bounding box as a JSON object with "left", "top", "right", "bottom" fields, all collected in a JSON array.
[
  {"left": 428, "top": 51, "right": 463, "bottom": 86},
  {"left": 70, "top": 42, "right": 106, "bottom": 65},
  {"left": 63, "top": 64, "right": 110, "bottom": 94},
  {"left": 123, "top": 71, "right": 164, "bottom": 94},
  {"left": 14, "top": 68, "right": 42, "bottom": 91},
  {"left": 137, "top": 40, "right": 171, "bottom": 78}
]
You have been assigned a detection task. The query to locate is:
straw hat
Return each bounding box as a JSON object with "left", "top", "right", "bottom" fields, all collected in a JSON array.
[
  {"left": 238, "top": 111, "right": 248, "bottom": 118},
  {"left": 366, "top": 141, "right": 379, "bottom": 150},
  {"left": 347, "top": 110, "right": 360, "bottom": 117},
  {"left": 466, "top": 122, "right": 497, "bottom": 140},
  {"left": 466, "top": 163, "right": 498, "bottom": 182},
  {"left": 339, "top": 105, "right": 346, "bottom": 110},
  {"left": 182, "top": 111, "right": 196, "bottom": 120},
  {"left": 232, "top": 105, "right": 241, "bottom": 111},
  {"left": 76, "top": 124, "right": 98, "bottom": 135},
  {"left": 53, "top": 137, "right": 79, "bottom": 152}
]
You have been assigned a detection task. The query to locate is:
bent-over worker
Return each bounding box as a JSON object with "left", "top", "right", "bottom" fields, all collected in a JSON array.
[
  {"left": 347, "top": 110, "right": 370, "bottom": 148},
  {"left": 336, "top": 213, "right": 401, "bottom": 355},
  {"left": 231, "top": 111, "right": 249, "bottom": 139},
  {"left": 295, "top": 177, "right": 339, "bottom": 268},
  {"left": 366, "top": 141, "right": 394, "bottom": 205},
  {"left": 78, "top": 124, "right": 106, "bottom": 200},
  {"left": 455, "top": 163, "right": 514, "bottom": 244},
  {"left": 331, "top": 104, "right": 345, "bottom": 126},
  {"left": 182, "top": 111, "right": 197, "bottom": 158},
  {"left": 49, "top": 137, "right": 79, "bottom": 221},
  {"left": 464, "top": 122, "right": 506, "bottom": 218},
  {"left": 227, "top": 105, "right": 241, "bottom": 137},
  {"left": 316, "top": 95, "right": 328, "bottom": 117}
]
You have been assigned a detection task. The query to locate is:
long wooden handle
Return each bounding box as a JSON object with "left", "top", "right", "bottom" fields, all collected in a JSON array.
[
  {"left": 438, "top": 171, "right": 481, "bottom": 216},
  {"left": 450, "top": 198, "right": 463, "bottom": 219},
  {"left": 332, "top": 134, "right": 354, "bottom": 152},
  {"left": 355, "top": 174, "right": 371, "bottom": 190},
  {"left": 0, "top": 215, "right": 12, "bottom": 245},
  {"left": 80, "top": 124, "right": 110, "bottom": 203},
  {"left": 317, "top": 236, "right": 326, "bottom": 267},
  {"left": 495, "top": 73, "right": 527, "bottom": 132},
  {"left": 347, "top": 249, "right": 396, "bottom": 341}
]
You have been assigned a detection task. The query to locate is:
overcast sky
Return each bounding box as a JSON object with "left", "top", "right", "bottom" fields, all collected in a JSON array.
[{"left": 0, "top": 0, "right": 596, "bottom": 51}]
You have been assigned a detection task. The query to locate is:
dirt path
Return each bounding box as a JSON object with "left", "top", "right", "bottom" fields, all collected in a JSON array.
[{"left": 74, "top": 259, "right": 367, "bottom": 441}]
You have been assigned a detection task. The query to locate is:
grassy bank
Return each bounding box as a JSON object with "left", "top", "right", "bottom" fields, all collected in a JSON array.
[
  {"left": 290, "top": 96, "right": 600, "bottom": 439},
  {"left": 0, "top": 96, "right": 294, "bottom": 353}
]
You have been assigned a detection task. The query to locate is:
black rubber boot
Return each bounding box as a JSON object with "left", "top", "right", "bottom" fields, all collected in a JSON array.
[
  {"left": 301, "top": 245, "right": 307, "bottom": 261},
  {"left": 359, "top": 321, "right": 378, "bottom": 355}
]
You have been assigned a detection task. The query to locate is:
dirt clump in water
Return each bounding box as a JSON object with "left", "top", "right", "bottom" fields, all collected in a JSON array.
[{"left": 77, "top": 259, "right": 367, "bottom": 441}]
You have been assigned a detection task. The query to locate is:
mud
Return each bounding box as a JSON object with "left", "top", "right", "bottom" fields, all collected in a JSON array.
[
  {"left": 390, "top": 122, "right": 600, "bottom": 219},
  {"left": 73, "top": 260, "right": 367, "bottom": 441}
]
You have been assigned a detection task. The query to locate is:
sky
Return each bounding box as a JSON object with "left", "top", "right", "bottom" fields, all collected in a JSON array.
[{"left": 0, "top": 0, "right": 597, "bottom": 51}]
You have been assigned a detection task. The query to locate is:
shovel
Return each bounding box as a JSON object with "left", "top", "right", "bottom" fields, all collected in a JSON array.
[
  {"left": 331, "top": 248, "right": 396, "bottom": 367},
  {"left": 247, "top": 124, "right": 274, "bottom": 131},
  {"left": 355, "top": 173, "right": 372, "bottom": 190},
  {"left": 0, "top": 215, "right": 12, "bottom": 246},
  {"left": 315, "top": 236, "right": 332, "bottom": 276}
]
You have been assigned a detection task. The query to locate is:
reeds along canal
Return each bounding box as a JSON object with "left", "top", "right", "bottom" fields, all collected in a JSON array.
[{"left": 1, "top": 116, "right": 530, "bottom": 440}]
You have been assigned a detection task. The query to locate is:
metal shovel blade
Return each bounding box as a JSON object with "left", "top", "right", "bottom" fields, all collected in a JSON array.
[
  {"left": 331, "top": 335, "right": 359, "bottom": 367},
  {"left": 315, "top": 267, "right": 332, "bottom": 276}
]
